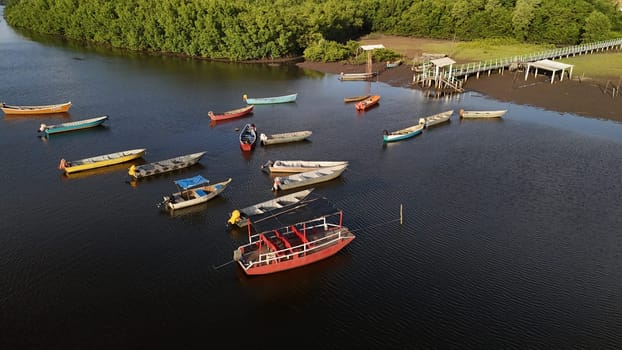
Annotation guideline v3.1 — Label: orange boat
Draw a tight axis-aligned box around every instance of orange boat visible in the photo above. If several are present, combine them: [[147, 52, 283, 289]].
[[208, 105, 254, 121], [1, 101, 71, 115], [233, 210, 355, 275], [354, 95, 380, 111]]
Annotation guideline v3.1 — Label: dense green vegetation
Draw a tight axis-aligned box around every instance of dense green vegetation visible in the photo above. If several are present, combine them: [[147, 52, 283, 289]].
[[4, 0, 622, 62]]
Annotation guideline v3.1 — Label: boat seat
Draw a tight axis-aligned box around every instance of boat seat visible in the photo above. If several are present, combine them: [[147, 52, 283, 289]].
[[196, 189, 207, 197]]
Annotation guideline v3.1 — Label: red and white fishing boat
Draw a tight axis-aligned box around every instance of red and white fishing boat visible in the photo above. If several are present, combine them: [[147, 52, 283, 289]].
[[233, 210, 355, 275]]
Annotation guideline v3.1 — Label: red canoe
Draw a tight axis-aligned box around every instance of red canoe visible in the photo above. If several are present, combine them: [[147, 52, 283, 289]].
[[208, 105, 254, 121]]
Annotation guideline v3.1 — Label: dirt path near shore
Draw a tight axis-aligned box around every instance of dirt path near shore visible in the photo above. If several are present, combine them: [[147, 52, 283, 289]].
[[297, 35, 622, 122]]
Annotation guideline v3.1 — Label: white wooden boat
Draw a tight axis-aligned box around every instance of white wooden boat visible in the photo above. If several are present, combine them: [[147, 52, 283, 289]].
[[38, 115, 108, 136], [459, 109, 507, 119], [259, 130, 312, 145], [59, 148, 145, 174], [128, 151, 206, 179], [423, 110, 453, 128], [338, 72, 377, 81], [272, 164, 347, 191], [227, 188, 315, 228], [261, 160, 349, 173], [158, 176, 232, 211]]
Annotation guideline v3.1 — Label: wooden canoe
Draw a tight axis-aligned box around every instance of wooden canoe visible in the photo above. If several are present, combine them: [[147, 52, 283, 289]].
[[383, 118, 426, 143], [239, 123, 257, 151], [338, 72, 377, 81], [242, 93, 297, 104], [386, 60, 402, 68], [159, 177, 232, 211], [208, 105, 254, 121], [38, 115, 108, 136], [355, 95, 381, 111], [227, 188, 315, 228], [343, 95, 371, 103], [259, 130, 312, 145], [261, 160, 349, 173], [459, 109, 507, 119], [423, 110, 453, 128], [128, 151, 206, 179], [272, 164, 348, 191], [59, 148, 146, 174], [2, 101, 71, 115]]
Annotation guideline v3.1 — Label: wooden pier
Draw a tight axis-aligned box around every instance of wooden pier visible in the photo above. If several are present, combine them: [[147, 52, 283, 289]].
[[413, 38, 622, 90]]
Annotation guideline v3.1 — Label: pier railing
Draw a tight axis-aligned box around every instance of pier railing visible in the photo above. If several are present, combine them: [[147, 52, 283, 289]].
[[450, 38, 622, 79]]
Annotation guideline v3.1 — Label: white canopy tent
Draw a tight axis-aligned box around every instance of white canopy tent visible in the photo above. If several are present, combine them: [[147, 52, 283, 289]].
[[525, 59, 574, 83]]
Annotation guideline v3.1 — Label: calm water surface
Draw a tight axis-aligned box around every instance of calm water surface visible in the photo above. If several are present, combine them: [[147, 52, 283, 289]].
[[1, 8, 622, 349]]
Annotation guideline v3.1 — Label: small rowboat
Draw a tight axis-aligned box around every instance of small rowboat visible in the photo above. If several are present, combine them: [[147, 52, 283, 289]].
[[338, 72, 377, 81], [158, 176, 232, 211], [355, 95, 381, 111], [384, 118, 426, 143], [459, 109, 507, 119], [59, 148, 146, 174], [386, 60, 402, 68], [242, 93, 297, 105], [272, 164, 348, 191], [128, 151, 206, 179], [423, 110, 453, 128], [227, 188, 315, 228], [208, 105, 254, 121], [259, 130, 312, 146], [239, 123, 257, 151], [38, 115, 108, 136], [343, 95, 371, 103], [261, 160, 349, 173], [2, 101, 71, 115]]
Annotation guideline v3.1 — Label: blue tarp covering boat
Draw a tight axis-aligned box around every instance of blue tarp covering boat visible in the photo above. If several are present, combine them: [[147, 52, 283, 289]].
[[174, 175, 209, 190]]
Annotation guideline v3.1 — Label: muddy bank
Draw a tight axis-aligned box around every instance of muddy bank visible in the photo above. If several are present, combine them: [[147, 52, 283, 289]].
[[297, 60, 622, 122]]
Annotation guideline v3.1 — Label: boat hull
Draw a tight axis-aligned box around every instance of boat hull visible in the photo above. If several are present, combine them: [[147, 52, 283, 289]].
[[2, 101, 71, 115], [343, 95, 371, 103], [41, 116, 108, 136], [61, 149, 146, 174], [424, 110, 453, 128], [240, 236, 354, 275], [208, 105, 254, 121], [262, 160, 349, 173], [273, 164, 347, 191], [228, 188, 315, 228], [338, 72, 377, 81], [384, 129, 423, 142], [239, 124, 257, 151], [164, 178, 232, 211], [129, 151, 206, 179], [243, 93, 297, 104], [260, 131, 312, 145], [459, 109, 507, 118], [355, 95, 380, 111], [233, 211, 355, 275]]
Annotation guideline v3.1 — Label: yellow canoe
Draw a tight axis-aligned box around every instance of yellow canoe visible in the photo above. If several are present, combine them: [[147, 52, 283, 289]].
[[1, 101, 71, 115], [59, 148, 146, 174]]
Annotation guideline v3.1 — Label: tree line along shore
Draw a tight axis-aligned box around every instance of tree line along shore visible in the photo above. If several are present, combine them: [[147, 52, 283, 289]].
[[4, 0, 622, 63]]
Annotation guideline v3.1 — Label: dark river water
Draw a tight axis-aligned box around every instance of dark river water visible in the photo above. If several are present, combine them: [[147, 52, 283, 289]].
[[2, 7, 622, 349]]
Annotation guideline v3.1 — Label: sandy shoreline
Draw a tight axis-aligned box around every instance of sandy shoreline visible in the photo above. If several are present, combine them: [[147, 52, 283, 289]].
[[296, 59, 622, 122]]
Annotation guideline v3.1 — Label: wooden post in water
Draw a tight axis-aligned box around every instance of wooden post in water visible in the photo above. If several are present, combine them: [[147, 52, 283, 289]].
[[400, 204, 403, 225]]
